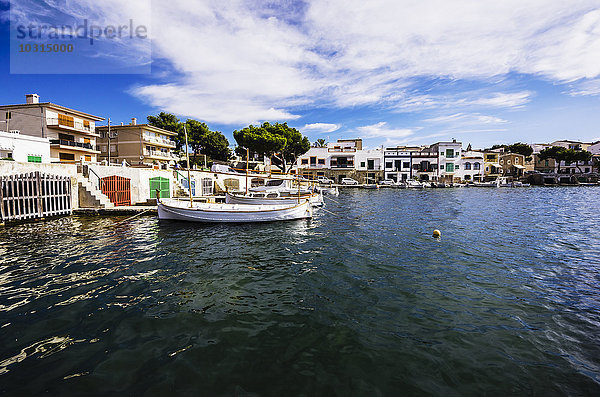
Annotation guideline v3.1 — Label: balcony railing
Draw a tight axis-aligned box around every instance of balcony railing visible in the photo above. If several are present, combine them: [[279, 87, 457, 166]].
[[50, 139, 96, 151], [143, 149, 180, 160], [143, 135, 177, 147], [47, 118, 93, 133]]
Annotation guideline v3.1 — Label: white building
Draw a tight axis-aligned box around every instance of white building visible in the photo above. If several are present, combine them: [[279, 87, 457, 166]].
[[297, 139, 383, 183], [431, 140, 463, 183], [0, 130, 51, 163], [459, 150, 484, 181]]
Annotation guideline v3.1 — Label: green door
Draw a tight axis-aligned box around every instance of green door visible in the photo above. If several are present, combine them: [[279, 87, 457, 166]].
[[149, 176, 170, 198]]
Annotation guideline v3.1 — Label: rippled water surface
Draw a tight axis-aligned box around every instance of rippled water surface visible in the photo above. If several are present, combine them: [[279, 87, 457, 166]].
[[1, 187, 600, 395]]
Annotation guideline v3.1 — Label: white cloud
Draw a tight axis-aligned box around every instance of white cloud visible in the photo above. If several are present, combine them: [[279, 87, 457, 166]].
[[10, 1, 600, 124], [356, 122, 415, 139], [567, 78, 600, 96], [425, 113, 508, 125], [301, 123, 340, 133]]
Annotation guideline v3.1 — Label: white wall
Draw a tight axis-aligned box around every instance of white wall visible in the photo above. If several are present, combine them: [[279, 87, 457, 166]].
[[0, 131, 50, 163]]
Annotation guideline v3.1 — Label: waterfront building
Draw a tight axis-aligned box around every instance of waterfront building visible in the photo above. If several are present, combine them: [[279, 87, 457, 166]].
[[411, 148, 439, 182], [483, 150, 503, 181], [499, 153, 526, 180], [0, 130, 50, 163], [531, 143, 555, 173], [0, 94, 104, 163], [431, 140, 462, 183], [297, 139, 383, 183], [96, 118, 180, 169], [383, 146, 420, 182], [459, 150, 484, 182]]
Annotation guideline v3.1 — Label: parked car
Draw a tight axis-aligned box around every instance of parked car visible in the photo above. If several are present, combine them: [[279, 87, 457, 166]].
[[317, 176, 334, 184], [378, 179, 395, 185], [341, 177, 359, 185]]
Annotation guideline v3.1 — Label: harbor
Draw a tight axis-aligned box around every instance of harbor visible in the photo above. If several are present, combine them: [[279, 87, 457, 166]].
[[1, 187, 599, 395]]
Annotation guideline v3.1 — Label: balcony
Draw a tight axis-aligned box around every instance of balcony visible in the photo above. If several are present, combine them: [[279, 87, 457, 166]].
[[143, 149, 180, 161], [143, 135, 177, 148], [47, 118, 98, 136], [330, 163, 354, 169], [328, 147, 356, 152], [50, 139, 100, 153]]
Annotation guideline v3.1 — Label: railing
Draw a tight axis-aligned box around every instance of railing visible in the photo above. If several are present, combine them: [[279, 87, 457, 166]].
[[143, 135, 177, 147], [50, 139, 96, 151], [47, 117, 93, 132], [143, 149, 179, 160], [85, 166, 105, 193]]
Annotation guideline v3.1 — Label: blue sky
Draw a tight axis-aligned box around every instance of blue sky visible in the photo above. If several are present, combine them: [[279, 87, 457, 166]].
[[1, 0, 600, 150]]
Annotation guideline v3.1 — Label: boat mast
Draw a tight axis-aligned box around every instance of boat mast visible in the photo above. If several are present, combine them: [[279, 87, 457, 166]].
[[246, 147, 249, 195], [184, 124, 193, 208]]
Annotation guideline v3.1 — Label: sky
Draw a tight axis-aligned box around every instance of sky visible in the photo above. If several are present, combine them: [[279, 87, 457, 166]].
[[1, 0, 600, 150]]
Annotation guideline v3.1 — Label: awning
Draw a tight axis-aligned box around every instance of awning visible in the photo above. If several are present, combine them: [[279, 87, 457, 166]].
[[486, 163, 501, 168], [513, 165, 525, 169]]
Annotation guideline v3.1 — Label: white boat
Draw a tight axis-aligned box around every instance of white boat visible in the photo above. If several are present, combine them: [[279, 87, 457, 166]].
[[157, 198, 312, 223], [406, 180, 424, 188], [315, 185, 339, 196], [472, 180, 500, 187], [225, 191, 323, 206]]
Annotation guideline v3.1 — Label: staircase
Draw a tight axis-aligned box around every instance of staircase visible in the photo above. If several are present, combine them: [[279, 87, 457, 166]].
[[76, 174, 115, 208], [173, 178, 191, 198]]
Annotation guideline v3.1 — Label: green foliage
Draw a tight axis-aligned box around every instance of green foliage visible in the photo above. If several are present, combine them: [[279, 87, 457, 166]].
[[147, 112, 231, 165], [233, 122, 310, 172], [538, 146, 566, 172], [538, 146, 593, 173], [506, 143, 533, 157], [314, 139, 327, 148]]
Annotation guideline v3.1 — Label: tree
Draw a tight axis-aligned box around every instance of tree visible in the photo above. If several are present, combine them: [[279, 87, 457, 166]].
[[538, 146, 566, 173], [233, 122, 310, 173], [147, 112, 183, 147], [562, 149, 592, 173], [314, 139, 327, 148], [506, 143, 533, 161], [199, 130, 232, 162]]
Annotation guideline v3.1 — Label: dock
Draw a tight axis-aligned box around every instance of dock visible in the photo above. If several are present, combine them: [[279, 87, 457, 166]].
[[73, 206, 157, 215]]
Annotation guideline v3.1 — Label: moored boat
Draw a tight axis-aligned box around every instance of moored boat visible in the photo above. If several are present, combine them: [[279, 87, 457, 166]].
[[157, 198, 312, 223], [225, 191, 323, 206]]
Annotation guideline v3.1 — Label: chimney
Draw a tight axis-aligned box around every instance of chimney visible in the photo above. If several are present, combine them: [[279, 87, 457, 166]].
[[131, 118, 137, 125], [26, 94, 40, 104]]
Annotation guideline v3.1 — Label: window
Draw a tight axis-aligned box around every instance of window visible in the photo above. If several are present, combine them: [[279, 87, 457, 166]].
[[301, 159, 308, 165], [318, 159, 325, 165], [515, 158, 519, 164], [545, 160, 549, 166], [84, 138, 90, 144], [500, 159, 504, 164], [394, 160, 402, 169], [464, 162, 471, 170], [507, 160, 511, 164], [440, 164, 444, 169], [585, 168, 590, 173], [440, 152, 444, 156], [485, 166, 489, 172], [455, 164, 459, 169], [386, 161, 393, 168], [360, 162, 365, 167], [317, 172, 324, 176], [403, 161, 410, 169], [83, 120, 90, 129], [110, 144, 117, 152], [58, 114, 74, 127], [59, 133, 75, 141], [100, 145, 107, 152], [446, 149, 454, 158], [27, 155, 42, 163], [367, 159, 375, 170], [310, 156, 317, 165], [473, 163, 480, 170], [59, 152, 75, 161], [84, 155, 91, 162]]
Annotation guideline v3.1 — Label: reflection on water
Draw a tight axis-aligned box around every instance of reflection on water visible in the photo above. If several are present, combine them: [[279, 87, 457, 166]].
[[0, 187, 599, 395]]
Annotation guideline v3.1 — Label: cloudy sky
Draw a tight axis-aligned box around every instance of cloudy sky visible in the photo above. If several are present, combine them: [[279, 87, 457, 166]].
[[1, 0, 600, 148]]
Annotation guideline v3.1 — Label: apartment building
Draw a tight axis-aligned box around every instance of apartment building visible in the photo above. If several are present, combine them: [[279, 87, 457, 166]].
[[0, 94, 104, 163], [383, 146, 421, 182], [483, 150, 503, 181], [459, 150, 484, 181], [432, 140, 463, 183], [96, 118, 180, 168], [297, 139, 383, 183], [500, 153, 526, 179]]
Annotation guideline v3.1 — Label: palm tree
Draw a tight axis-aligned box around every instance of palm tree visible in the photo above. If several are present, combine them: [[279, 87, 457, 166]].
[[314, 139, 327, 148]]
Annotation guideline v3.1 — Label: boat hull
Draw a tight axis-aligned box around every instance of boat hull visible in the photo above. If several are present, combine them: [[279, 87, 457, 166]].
[[158, 200, 312, 223]]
